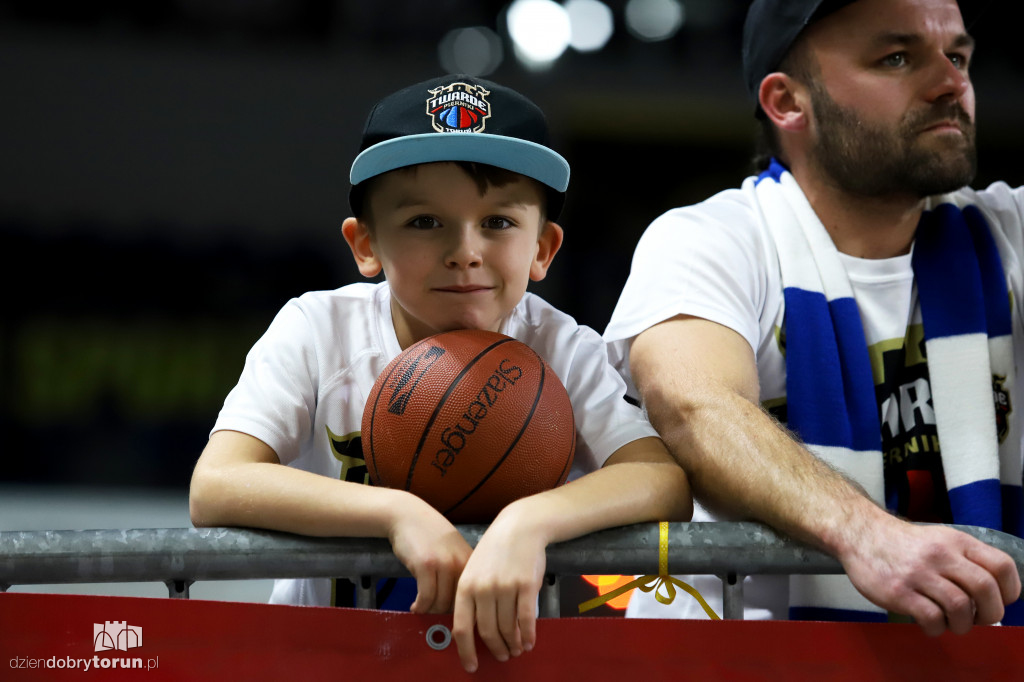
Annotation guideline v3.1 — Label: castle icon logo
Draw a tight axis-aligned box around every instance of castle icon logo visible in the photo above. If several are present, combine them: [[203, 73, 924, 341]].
[[93, 621, 142, 652]]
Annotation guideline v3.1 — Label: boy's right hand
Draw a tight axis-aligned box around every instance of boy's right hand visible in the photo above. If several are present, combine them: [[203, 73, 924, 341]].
[[387, 496, 473, 614]]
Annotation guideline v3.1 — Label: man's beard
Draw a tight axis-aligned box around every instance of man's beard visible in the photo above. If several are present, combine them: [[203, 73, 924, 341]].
[[808, 83, 977, 198]]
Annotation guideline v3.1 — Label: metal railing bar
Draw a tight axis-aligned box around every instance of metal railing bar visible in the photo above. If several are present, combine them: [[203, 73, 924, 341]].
[[2, 522, 1022, 591]]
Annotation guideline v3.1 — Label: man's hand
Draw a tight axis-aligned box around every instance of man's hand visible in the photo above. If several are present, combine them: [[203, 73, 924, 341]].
[[841, 517, 1021, 635]]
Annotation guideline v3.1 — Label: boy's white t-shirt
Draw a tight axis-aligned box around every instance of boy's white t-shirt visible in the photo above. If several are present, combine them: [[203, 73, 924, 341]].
[[213, 281, 659, 606], [604, 181, 1024, 621]]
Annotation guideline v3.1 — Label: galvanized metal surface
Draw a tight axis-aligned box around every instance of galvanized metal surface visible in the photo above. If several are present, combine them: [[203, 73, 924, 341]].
[[3, 522, 1022, 586]]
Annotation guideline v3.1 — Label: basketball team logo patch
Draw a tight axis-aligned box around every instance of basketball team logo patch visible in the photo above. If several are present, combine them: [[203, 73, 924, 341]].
[[426, 82, 491, 133]]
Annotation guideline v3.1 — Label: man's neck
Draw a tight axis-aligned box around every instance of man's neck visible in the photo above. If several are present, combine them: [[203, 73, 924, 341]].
[[791, 167, 925, 260]]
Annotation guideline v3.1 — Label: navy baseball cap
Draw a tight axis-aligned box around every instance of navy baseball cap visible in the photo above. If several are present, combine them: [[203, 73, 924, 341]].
[[349, 74, 569, 219], [742, 0, 985, 110]]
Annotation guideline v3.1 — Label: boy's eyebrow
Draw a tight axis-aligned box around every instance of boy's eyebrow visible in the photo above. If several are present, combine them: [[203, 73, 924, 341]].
[[492, 197, 533, 209], [389, 194, 433, 210]]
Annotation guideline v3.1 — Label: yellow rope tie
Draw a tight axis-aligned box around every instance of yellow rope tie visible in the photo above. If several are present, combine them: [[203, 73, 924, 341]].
[[577, 521, 721, 619]]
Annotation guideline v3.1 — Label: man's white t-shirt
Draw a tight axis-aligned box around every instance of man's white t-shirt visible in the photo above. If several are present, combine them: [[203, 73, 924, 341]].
[[604, 179, 1024, 621], [213, 281, 659, 607]]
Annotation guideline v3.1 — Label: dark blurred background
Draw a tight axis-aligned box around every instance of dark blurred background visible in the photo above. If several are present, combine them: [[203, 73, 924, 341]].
[[2, 0, 1022, 492]]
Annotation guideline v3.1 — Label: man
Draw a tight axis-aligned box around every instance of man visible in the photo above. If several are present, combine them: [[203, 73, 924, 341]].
[[604, 0, 1023, 634]]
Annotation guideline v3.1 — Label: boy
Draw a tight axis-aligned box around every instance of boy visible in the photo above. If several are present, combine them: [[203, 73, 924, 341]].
[[189, 75, 692, 673]]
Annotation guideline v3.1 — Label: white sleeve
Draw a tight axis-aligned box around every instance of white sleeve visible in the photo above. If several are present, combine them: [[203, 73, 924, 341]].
[[211, 300, 319, 465], [564, 326, 660, 476], [961, 182, 1024, 330], [603, 192, 770, 386], [512, 298, 660, 475], [973, 182, 1024, 268]]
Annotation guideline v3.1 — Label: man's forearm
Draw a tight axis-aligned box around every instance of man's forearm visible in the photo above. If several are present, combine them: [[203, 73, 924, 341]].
[[630, 337, 885, 559]]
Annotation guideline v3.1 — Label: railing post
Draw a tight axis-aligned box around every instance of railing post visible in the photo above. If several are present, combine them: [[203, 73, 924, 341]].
[[721, 572, 744, 620], [355, 576, 377, 609], [538, 573, 560, 618], [165, 579, 193, 599]]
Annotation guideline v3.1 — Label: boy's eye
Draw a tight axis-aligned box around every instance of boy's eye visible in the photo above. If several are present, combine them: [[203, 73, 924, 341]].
[[408, 216, 441, 230], [948, 53, 969, 70], [484, 216, 514, 230]]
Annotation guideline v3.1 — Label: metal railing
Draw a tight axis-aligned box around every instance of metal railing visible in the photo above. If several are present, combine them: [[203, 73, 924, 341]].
[[2, 522, 1023, 619]]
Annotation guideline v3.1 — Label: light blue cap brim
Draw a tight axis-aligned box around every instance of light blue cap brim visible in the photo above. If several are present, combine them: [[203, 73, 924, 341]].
[[349, 133, 570, 192]]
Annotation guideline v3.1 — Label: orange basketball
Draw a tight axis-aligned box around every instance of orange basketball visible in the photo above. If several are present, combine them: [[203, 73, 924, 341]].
[[362, 329, 576, 523]]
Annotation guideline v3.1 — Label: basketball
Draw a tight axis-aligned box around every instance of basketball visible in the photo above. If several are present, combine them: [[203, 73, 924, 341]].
[[362, 329, 576, 523]]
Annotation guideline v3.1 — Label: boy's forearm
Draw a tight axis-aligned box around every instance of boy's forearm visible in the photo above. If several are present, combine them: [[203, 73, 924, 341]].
[[189, 429, 439, 539], [190, 459, 409, 538], [493, 454, 691, 548]]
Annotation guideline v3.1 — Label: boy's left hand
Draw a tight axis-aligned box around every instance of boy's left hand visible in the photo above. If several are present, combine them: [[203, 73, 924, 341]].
[[451, 506, 547, 673]]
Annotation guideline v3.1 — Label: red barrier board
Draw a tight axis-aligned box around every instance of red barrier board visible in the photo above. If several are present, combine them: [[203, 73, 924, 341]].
[[2, 592, 1021, 680]]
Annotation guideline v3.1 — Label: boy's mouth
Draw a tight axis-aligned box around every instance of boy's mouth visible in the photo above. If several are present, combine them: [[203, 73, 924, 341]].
[[434, 284, 493, 293]]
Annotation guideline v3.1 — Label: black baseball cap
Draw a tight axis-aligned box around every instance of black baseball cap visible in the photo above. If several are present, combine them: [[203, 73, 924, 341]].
[[742, 0, 986, 110], [349, 74, 570, 219], [742, 0, 856, 105]]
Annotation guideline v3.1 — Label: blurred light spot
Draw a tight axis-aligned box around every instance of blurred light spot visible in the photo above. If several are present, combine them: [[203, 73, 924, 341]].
[[438, 26, 504, 76], [624, 0, 685, 42], [680, 0, 730, 29], [506, 0, 571, 69], [565, 0, 614, 53]]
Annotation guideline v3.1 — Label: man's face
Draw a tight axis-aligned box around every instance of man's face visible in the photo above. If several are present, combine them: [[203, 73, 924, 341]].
[[802, 0, 977, 198]]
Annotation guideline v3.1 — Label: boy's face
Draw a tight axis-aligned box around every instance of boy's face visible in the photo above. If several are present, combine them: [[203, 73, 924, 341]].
[[342, 162, 563, 349]]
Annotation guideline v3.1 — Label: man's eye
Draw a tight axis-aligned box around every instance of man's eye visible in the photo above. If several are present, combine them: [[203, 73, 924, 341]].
[[882, 53, 906, 67]]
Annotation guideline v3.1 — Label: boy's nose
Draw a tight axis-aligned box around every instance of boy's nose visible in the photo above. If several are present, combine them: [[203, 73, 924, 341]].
[[445, 227, 483, 268]]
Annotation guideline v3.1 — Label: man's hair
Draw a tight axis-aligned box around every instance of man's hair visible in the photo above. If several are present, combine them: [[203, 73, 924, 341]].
[[751, 37, 819, 173], [352, 161, 552, 226]]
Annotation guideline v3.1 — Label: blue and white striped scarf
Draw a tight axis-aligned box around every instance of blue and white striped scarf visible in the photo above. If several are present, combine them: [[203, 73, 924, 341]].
[[756, 159, 1024, 624]]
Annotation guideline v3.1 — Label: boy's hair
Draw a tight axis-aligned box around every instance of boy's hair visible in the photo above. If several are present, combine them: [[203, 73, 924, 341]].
[[348, 74, 569, 220], [351, 160, 554, 223]]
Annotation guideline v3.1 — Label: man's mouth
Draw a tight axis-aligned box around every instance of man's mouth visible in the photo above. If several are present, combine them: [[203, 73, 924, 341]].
[[922, 119, 964, 134]]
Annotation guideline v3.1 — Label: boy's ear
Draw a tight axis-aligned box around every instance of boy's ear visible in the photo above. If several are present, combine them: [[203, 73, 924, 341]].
[[530, 221, 563, 282], [341, 217, 383, 278]]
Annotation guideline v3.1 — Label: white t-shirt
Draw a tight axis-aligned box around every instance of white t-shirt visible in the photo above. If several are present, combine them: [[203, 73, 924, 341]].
[[604, 179, 1024, 621], [213, 281, 659, 607]]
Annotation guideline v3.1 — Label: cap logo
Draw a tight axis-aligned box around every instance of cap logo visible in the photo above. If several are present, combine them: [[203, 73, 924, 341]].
[[426, 82, 491, 133]]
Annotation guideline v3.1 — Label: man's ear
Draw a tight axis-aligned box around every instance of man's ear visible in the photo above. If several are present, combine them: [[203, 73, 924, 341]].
[[341, 217, 382, 278], [530, 221, 564, 282], [759, 72, 811, 133]]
